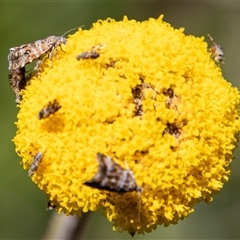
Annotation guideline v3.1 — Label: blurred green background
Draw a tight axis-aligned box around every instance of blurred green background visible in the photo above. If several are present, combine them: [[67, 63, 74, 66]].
[[1, 1, 240, 239]]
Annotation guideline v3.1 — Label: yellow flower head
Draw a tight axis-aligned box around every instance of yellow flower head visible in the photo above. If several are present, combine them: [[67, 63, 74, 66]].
[[13, 15, 240, 235]]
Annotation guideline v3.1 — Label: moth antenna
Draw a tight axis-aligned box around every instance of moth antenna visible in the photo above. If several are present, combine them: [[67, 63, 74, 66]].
[[207, 33, 213, 41], [62, 25, 85, 38]]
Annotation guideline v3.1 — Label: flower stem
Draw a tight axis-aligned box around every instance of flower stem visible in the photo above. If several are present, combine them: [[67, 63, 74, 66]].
[[43, 212, 90, 240]]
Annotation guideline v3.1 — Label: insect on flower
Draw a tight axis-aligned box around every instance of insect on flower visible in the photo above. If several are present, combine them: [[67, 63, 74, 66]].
[[8, 36, 66, 71], [38, 99, 61, 119], [76, 43, 106, 60], [28, 152, 43, 177], [84, 153, 142, 193], [7, 27, 80, 104], [8, 27, 79, 71], [207, 34, 225, 64], [46, 201, 56, 211]]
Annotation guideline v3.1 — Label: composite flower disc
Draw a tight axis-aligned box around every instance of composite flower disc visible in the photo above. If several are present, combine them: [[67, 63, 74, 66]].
[[13, 15, 240, 235]]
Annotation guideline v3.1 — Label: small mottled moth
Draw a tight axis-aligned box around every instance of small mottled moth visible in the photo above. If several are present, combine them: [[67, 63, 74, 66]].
[[76, 43, 106, 60], [8, 27, 80, 71], [28, 152, 43, 177], [84, 153, 142, 193], [38, 99, 61, 119], [46, 201, 56, 211], [207, 34, 224, 64], [8, 27, 78, 103]]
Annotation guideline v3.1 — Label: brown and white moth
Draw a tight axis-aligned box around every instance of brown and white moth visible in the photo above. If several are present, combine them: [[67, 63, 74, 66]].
[[38, 99, 61, 119], [207, 34, 224, 64], [84, 153, 142, 193], [8, 26, 80, 71], [8, 35, 68, 71], [7, 36, 66, 103], [8, 27, 78, 103], [76, 43, 106, 60], [46, 201, 57, 211], [28, 152, 44, 177]]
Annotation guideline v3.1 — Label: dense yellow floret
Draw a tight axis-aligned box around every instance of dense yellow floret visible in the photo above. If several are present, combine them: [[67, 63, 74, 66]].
[[13, 15, 240, 235]]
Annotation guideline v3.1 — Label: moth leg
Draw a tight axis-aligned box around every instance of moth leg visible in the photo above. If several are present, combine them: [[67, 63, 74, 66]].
[[34, 59, 43, 78], [49, 47, 55, 61], [59, 44, 65, 54], [48, 46, 57, 66]]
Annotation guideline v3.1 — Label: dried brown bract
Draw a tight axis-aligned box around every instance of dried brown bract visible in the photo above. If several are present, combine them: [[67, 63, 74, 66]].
[[8, 67, 26, 103]]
